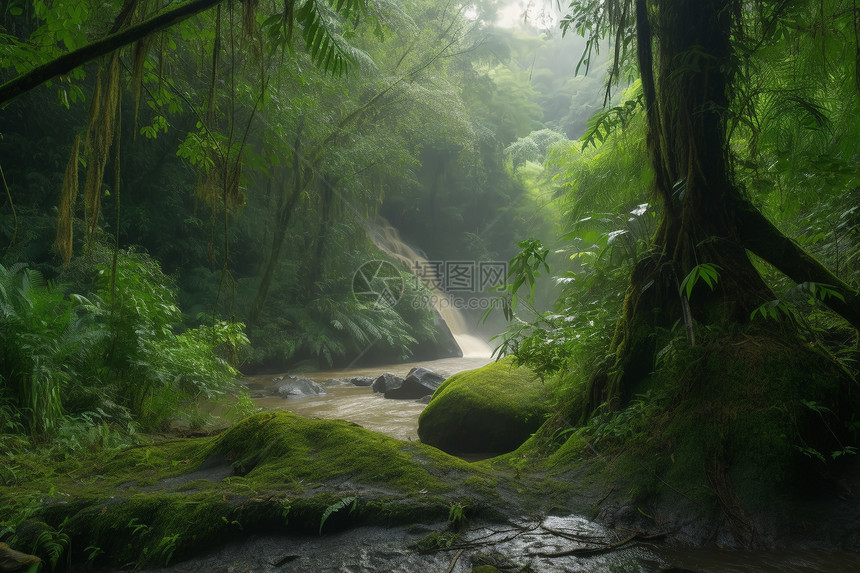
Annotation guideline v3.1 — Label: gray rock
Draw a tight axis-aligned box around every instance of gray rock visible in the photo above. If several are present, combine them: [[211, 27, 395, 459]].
[[384, 367, 446, 400], [348, 376, 375, 387], [372, 373, 403, 393], [278, 377, 325, 399], [323, 378, 346, 386]]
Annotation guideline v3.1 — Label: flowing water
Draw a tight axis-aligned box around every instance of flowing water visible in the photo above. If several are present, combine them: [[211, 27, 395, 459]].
[[147, 509, 860, 572], [246, 356, 492, 441], [249, 217, 497, 438], [366, 219, 495, 358], [245, 357, 860, 573]]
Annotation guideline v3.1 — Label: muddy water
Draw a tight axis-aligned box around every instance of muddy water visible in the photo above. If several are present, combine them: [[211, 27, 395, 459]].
[[246, 356, 492, 441]]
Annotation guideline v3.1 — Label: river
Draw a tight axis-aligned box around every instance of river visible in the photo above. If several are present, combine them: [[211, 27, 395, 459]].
[[245, 356, 492, 441]]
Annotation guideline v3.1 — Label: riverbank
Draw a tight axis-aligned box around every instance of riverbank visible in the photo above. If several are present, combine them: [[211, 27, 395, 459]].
[[4, 355, 860, 572]]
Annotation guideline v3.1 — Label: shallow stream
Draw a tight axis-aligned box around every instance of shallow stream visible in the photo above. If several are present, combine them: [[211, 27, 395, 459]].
[[245, 356, 492, 441]]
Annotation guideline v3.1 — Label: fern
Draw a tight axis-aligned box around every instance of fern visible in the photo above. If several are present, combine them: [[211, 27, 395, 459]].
[[318, 496, 357, 534], [296, 0, 375, 76]]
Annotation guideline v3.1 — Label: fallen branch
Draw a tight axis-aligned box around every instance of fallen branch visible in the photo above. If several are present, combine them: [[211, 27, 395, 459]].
[[531, 532, 639, 558], [0, 0, 222, 107], [444, 548, 464, 573], [539, 525, 607, 544]]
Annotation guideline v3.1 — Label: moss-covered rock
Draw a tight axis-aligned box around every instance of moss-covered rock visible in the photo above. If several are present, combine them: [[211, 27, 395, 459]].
[[418, 358, 551, 454], [0, 411, 519, 570]]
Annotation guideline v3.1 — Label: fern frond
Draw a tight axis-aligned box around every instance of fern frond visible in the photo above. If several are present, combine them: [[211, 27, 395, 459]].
[[296, 0, 374, 75]]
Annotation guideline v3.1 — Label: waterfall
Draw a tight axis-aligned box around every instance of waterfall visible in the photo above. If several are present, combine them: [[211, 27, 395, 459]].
[[367, 220, 493, 358]]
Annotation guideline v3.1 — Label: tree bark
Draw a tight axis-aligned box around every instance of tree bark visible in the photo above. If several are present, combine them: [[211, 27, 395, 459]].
[[0, 0, 222, 107], [585, 0, 859, 417]]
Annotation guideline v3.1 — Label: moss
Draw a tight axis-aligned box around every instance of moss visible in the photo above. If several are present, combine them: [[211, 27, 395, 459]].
[[651, 335, 853, 508], [577, 331, 860, 538], [415, 530, 461, 552], [210, 411, 477, 493], [418, 357, 551, 454], [0, 411, 514, 569]]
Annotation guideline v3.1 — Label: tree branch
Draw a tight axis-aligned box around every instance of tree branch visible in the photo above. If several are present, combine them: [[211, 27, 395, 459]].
[[0, 0, 223, 107], [738, 200, 860, 330]]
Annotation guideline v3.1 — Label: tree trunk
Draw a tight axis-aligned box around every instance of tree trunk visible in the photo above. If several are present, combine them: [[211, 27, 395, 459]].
[[737, 200, 860, 329], [248, 168, 307, 325], [305, 182, 334, 297], [584, 0, 852, 414]]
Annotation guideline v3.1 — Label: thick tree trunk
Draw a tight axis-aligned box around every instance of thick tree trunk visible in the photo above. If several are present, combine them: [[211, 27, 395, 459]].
[[584, 0, 773, 414], [0, 0, 222, 107], [586, 0, 859, 416]]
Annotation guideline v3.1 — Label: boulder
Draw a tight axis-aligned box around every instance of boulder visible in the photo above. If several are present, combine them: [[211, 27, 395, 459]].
[[348, 376, 375, 387], [384, 367, 446, 400], [372, 373, 403, 393], [417, 357, 550, 454], [278, 378, 326, 399]]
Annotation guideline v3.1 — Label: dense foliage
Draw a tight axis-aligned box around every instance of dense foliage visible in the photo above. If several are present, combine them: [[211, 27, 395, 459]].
[[0, 1, 606, 440]]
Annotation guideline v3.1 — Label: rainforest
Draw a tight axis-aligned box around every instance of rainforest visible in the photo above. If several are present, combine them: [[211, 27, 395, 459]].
[[0, 0, 859, 571]]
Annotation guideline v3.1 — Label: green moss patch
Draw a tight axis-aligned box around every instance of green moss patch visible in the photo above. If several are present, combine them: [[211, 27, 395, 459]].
[[0, 411, 514, 569], [418, 357, 551, 454]]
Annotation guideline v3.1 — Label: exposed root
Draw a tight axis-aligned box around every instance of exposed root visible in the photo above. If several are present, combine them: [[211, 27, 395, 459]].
[[444, 548, 464, 573], [706, 457, 764, 549]]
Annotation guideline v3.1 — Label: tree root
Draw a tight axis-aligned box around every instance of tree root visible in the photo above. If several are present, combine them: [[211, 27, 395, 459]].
[[706, 457, 764, 549], [531, 532, 640, 558], [444, 548, 464, 573]]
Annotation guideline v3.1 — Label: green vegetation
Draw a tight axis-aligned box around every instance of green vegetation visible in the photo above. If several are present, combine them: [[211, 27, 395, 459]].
[[480, 0, 860, 550], [0, 247, 248, 438], [1, 0, 859, 567]]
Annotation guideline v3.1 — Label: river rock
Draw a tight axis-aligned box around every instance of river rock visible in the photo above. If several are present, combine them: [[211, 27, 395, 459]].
[[278, 378, 325, 399], [418, 357, 550, 454], [384, 367, 446, 399], [348, 376, 375, 387], [372, 373, 403, 393], [323, 378, 346, 386]]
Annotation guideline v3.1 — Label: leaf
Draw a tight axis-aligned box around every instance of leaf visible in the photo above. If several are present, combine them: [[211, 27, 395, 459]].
[[319, 496, 357, 535], [679, 263, 722, 300]]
